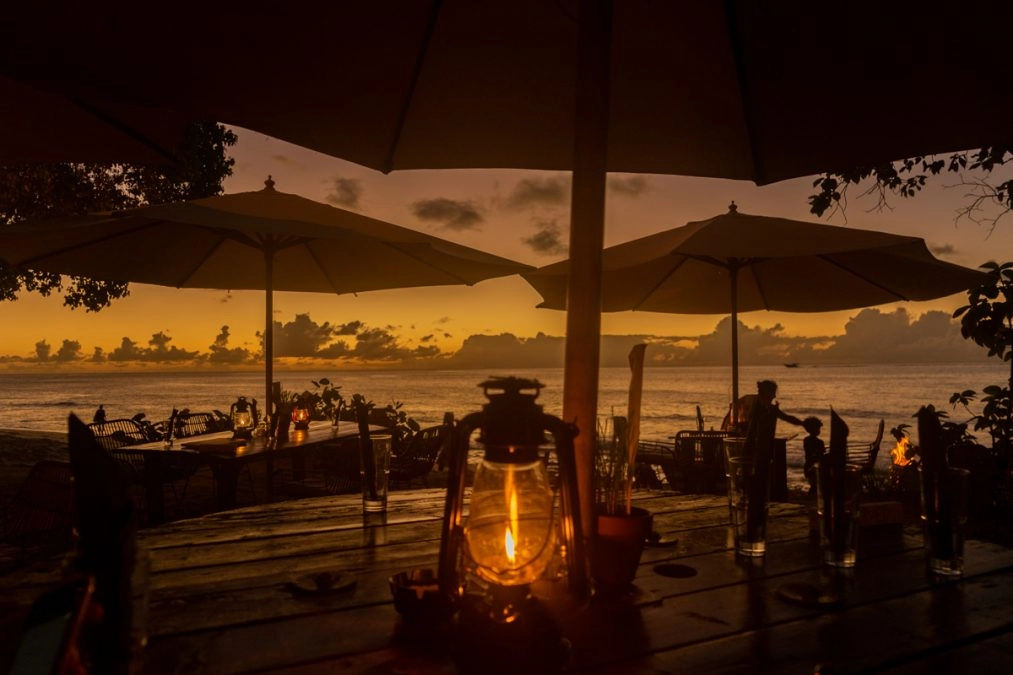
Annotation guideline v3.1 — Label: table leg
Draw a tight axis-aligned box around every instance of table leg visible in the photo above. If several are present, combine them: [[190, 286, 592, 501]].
[[143, 454, 167, 526]]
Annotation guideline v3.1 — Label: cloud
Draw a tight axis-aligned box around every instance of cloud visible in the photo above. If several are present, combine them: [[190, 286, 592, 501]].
[[53, 340, 82, 362], [504, 176, 569, 210], [34, 340, 51, 362], [208, 325, 253, 365], [411, 198, 484, 231], [325, 177, 363, 209], [608, 175, 650, 198], [523, 219, 568, 255], [273, 314, 338, 357], [335, 320, 362, 336], [930, 243, 957, 256]]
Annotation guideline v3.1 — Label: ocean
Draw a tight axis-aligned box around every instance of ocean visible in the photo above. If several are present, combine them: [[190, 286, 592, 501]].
[[1, 363, 1006, 488]]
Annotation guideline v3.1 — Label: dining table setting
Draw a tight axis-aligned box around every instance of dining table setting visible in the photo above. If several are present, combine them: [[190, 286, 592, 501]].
[[120, 487, 1013, 674]]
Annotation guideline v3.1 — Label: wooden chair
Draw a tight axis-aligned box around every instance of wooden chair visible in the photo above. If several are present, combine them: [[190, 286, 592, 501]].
[[0, 460, 75, 566], [673, 430, 734, 494], [389, 422, 452, 489], [847, 419, 885, 491]]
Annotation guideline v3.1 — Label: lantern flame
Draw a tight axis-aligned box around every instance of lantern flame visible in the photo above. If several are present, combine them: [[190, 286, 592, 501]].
[[506, 489, 519, 565]]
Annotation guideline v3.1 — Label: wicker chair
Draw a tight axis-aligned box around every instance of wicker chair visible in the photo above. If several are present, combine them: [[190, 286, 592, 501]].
[[389, 423, 451, 489], [673, 430, 734, 494], [847, 419, 885, 492], [172, 411, 230, 439], [88, 418, 150, 450], [87, 418, 200, 524], [1, 460, 75, 565]]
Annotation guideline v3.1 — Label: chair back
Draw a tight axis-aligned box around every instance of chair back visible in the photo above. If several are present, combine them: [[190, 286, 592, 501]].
[[389, 421, 452, 487], [88, 418, 149, 450], [2, 460, 74, 556], [172, 411, 226, 438]]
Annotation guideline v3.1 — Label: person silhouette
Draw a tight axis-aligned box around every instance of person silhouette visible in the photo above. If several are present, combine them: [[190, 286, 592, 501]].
[[802, 416, 825, 496], [93, 404, 106, 424]]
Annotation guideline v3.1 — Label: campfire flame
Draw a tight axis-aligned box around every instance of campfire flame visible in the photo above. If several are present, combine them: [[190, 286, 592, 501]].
[[890, 437, 914, 467]]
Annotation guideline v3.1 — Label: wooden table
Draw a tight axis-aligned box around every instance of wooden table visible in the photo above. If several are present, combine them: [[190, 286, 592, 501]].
[[126, 490, 1013, 673], [128, 421, 382, 520]]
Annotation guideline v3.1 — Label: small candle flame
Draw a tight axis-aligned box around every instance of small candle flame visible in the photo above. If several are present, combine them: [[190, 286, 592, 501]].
[[506, 489, 519, 565]]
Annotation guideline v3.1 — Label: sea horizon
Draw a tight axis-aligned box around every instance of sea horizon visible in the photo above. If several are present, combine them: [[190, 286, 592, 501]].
[[1, 361, 1007, 490]]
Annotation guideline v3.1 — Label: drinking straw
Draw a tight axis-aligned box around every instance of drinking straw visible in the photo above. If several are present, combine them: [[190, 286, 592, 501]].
[[828, 409, 849, 556]]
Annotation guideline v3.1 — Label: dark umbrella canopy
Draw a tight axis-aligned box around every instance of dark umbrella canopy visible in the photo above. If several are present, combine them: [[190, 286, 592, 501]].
[[7, 0, 1012, 533], [523, 205, 987, 404], [0, 179, 533, 410], [6, 2, 1012, 181], [0, 74, 188, 165]]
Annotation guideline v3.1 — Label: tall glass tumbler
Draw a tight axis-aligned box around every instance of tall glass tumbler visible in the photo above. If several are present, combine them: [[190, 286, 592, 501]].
[[362, 433, 392, 513], [816, 463, 862, 568], [727, 457, 769, 557], [921, 465, 969, 577]]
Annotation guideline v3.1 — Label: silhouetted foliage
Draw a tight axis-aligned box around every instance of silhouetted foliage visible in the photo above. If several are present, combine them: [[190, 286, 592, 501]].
[[0, 121, 236, 311], [808, 145, 1012, 231]]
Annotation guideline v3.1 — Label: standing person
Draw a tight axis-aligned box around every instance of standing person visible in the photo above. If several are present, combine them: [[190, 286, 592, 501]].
[[93, 404, 106, 424], [802, 416, 825, 496]]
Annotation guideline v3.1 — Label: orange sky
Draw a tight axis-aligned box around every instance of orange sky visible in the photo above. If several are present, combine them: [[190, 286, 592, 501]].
[[1, 127, 1010, 369]]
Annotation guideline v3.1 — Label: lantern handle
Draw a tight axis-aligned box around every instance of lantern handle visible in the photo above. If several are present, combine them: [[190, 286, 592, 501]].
[[543, 413, 590, 605], [438, 410, 481, 601]]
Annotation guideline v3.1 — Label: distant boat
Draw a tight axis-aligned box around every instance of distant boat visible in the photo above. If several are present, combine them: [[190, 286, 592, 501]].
[[784, 362, 799, 368]]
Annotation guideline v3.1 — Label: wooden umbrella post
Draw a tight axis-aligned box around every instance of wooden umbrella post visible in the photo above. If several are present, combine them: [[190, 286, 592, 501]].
[[564, 0, 612, 537]]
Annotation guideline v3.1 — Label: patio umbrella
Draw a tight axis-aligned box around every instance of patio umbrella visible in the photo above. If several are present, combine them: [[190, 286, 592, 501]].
[[522, 204, 987, 407], [0, 74, 188, 165], [7, 0, 1013, 529], [0, 177, 532, 410]]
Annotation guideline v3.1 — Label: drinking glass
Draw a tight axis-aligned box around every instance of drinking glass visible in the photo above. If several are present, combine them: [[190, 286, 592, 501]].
[[921, 465, 969, 577], [815, 463, 862, 568], [727, 457, 768, 557], [362, 433, 392, 513]]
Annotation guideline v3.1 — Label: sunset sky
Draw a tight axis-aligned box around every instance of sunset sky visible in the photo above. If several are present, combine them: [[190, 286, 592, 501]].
[[1, 127, 1010, 371]]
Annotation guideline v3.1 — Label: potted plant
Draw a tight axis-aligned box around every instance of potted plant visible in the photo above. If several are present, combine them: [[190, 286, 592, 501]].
[[591, 344, 653, 589]]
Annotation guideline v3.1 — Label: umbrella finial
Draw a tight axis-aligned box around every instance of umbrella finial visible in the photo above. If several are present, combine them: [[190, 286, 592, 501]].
[[264, 175, 276, 191], [728, 201, 738, 213]]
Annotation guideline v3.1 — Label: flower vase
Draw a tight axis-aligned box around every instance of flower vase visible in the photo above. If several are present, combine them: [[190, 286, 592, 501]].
[[591, 506, 653, 589]]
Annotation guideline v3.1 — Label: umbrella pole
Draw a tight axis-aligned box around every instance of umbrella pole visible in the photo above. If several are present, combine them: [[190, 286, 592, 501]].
[[265, 249, 274, 420], [730, 263, 740, 415], [563, 0, 611, 538]]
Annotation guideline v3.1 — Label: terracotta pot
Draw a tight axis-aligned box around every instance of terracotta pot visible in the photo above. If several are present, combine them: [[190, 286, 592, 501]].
[[591, 506, 653, 588]]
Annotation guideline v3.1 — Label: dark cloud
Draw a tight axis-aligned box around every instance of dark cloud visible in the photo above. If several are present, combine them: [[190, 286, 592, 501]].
[[108, 337, 145, 362], [208, 325, 253, 365], [90, 347, 105, 362], [448, 332, 564, 369], [325, 177, 363, 209], [930, 243, 956, 256], [335, 321, 362, 336], [504, 176, 569, 210], [411, 198, 484, 231], [274, 314, 338, 357], [53, 340, 82, 362], [33, 340, 51, 362], [608, 175, 650, 198], [523, 219, 567, 255], [822, 308, 980, 363]]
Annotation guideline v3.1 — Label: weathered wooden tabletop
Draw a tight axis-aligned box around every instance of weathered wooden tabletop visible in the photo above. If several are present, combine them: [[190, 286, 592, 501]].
[[120, 489, 1013, 674]]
